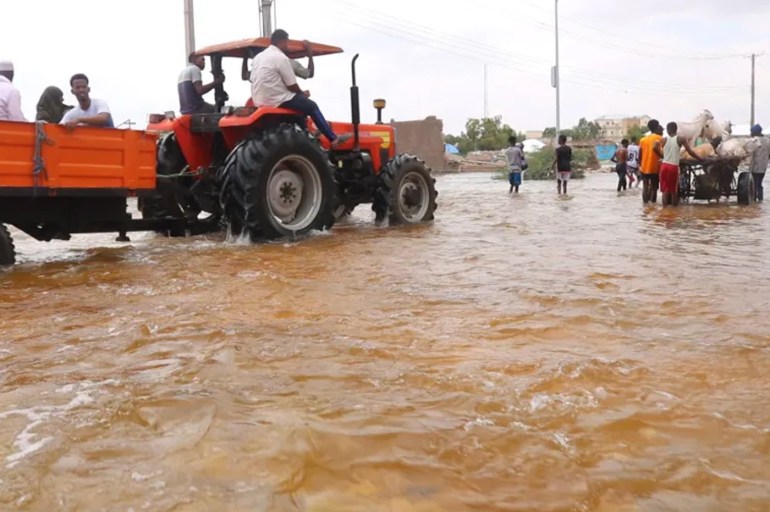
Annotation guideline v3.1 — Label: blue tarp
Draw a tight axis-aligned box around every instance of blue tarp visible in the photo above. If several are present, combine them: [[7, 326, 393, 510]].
[[595, 143, 618, 162], [445, 143, 460, 154]]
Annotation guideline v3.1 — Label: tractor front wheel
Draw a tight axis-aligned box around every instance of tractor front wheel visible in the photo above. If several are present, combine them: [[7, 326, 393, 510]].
[[373, 155, 438, 224], [220, 124, 337, 240], [0, 224, 16, 267]]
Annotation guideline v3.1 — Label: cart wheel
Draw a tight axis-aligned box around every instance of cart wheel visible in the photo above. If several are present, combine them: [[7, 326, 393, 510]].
[[737, 171, 755, 205]]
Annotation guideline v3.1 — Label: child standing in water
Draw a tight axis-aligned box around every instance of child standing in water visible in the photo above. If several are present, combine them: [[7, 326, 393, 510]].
[[505, 136, 525, 194]]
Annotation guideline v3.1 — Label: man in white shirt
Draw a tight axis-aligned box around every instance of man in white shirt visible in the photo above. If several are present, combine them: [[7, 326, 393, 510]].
[[241, 41, 314, 82], [251, 29, 349, 146], [60, 73, 114, 129], [627, 136, 641, 188], [0, 60, 27, 122]]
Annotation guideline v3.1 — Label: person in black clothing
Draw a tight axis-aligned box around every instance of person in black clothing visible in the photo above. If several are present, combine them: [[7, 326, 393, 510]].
[[552, 134, 573, 195]]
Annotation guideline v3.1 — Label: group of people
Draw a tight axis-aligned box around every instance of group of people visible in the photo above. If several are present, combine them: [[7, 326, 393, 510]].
[[614, 118, 769, 205], [0, 60, 114, 128], [625, 118, 702, 206], [177, 28, 350, 146], [504, 117, 770, 206]]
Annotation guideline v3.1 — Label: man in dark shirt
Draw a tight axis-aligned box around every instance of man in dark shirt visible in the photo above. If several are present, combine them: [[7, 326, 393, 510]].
[[177, 53, 223, 115], [552, 134, 573, 195]]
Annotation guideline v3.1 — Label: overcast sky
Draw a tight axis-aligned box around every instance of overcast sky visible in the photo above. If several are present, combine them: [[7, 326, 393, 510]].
[[3, 0, 769, 135]]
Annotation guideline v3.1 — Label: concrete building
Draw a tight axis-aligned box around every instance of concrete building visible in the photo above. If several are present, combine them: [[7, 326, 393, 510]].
[[389, 116, 445, 172], [525, 130, 544, 141], [595, 114, 652, 140]]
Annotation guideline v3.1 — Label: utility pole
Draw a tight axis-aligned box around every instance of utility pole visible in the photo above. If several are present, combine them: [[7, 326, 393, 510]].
[[554, 0, 561, 135], [751, 53, 756, 126], [260, 0, 274, 37], [183, 0, 195, 62], [484, 64, 488, 119]]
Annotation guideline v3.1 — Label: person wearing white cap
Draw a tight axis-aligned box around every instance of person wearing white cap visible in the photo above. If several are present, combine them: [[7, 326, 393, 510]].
[[0, 60, 27, 122]]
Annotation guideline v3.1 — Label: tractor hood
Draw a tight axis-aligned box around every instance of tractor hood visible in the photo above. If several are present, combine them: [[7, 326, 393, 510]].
[[194, 37, 343, 60]]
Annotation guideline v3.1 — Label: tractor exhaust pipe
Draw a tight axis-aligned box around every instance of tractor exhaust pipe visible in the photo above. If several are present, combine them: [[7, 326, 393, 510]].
[[350, 54, 360, 150]]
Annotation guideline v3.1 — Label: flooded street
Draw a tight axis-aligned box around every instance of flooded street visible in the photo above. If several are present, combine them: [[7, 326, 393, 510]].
[[2, 172, 770, 511]]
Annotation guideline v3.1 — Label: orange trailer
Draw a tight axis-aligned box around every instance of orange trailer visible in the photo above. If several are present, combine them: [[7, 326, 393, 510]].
[[0, 120, 208, 253], [0, 120, 156, 192]]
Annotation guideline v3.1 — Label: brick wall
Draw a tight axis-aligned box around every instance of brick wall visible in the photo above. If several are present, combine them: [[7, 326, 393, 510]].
[[389, 116, 445, 172]]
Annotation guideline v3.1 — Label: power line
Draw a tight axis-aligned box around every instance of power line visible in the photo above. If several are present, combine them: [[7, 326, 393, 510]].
[[322, 1, 748, 97], [324, 0, 748, 91], [328, 14, 745, 97], [502, 0, 751, 61]]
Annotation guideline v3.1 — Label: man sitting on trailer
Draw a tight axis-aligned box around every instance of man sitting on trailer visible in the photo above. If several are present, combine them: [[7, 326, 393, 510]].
[[60, 73, 114, 128], [250, 29, 350, 146], [0, 60, 27, 122]]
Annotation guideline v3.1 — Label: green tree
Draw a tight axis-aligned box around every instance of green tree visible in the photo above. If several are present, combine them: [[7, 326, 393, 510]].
[[543, 127, 556, 138], [444, 134, 460, 145], [625, 125, 646, 142], [571, 117, 601, 141], [445, 116, 525, 154]]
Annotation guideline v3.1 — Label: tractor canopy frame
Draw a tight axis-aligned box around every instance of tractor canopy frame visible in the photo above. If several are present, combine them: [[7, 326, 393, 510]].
[[194, 37, 344, 112]]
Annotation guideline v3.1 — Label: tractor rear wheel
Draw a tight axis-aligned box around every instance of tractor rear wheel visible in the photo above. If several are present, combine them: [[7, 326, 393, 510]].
[[0, 224, 15, 267], [737, 171, 756, 205], [220, 124, 337, 240], [139, 134, 195, 232], [373, 155, 438, 224]]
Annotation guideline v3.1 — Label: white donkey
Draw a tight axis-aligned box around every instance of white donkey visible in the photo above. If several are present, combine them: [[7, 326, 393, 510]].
[[674, 109, 715, 146], [703, 118, 732, 143]]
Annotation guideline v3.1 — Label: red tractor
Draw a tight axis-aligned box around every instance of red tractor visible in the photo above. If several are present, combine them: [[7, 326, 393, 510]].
[[141, 37, 438, 240]]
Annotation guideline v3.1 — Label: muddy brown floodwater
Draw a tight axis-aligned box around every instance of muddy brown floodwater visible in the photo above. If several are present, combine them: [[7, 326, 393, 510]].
[[1, 172, 770, 511]]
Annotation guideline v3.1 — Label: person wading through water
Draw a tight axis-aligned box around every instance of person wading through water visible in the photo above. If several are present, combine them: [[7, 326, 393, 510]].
[[505, 135, 526, 194], [612, 139, 630, 192], [627, 136, 641, 188], [639, 120, 663, 204], [658, 121, 702, 207], [552, 134, 573, 195]]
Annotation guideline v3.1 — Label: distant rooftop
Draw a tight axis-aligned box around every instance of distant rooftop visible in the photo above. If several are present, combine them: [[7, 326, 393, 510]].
[[595, 114, 650, 120]]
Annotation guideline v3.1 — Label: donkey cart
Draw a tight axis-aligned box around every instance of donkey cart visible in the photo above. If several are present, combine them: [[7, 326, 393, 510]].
[[678, 156, 755, 205]]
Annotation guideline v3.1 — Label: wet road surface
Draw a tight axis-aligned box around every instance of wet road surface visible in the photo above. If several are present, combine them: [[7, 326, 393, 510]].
[[1, 172, 770, 511]]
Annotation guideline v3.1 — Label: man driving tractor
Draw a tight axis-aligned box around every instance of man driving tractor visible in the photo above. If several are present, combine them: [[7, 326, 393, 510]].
[[249, 29, 350, 147]]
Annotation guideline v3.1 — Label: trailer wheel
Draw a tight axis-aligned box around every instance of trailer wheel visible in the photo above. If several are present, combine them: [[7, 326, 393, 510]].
[[139, 133, 191, 225], [373, 155, 438, 224], [219, 124, 337, 240], [0, 224, 15, 267], [737, 171, 756, 205]]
